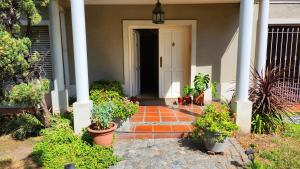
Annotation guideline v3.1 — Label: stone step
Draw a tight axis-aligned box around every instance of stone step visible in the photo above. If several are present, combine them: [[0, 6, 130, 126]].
[[115, 131, 191, 140]]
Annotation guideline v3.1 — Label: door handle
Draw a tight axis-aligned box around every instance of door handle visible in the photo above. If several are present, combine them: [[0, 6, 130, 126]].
[[160, 57, 162, 68]]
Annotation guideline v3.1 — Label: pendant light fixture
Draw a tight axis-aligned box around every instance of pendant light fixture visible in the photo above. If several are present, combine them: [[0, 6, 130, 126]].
[[152, 0, 165, 24]]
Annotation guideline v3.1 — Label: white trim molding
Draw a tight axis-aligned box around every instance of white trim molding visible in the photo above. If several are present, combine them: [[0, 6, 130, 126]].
[[122, 20, 197, 97], [269, 18, 300, 24]]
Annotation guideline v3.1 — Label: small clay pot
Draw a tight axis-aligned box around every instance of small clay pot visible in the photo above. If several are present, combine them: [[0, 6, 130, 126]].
[[87, 122, 117, 147], [193, 92, 205, 106], [178, 97, 184, 105]]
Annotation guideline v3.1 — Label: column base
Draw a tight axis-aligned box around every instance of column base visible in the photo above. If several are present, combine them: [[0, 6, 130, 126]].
[[231, 100, 253, 135], [51, 90, 69, 114], [73, 101, 92, 134]]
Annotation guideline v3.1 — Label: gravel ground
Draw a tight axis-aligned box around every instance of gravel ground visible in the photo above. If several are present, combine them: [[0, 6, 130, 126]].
[[110, 138, 249, 169]]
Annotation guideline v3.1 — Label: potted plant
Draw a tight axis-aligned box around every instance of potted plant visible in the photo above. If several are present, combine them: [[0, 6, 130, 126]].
[[193, 73, 210, 106], [177, 96, 184, 105], [192, 103, 238, 153], [130, 96, 138, 103], [87, 101, 117, 147], [183, 86, 193, 105]]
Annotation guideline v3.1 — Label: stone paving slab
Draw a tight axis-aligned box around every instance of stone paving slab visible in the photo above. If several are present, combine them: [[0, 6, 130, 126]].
[[110, 138, 250, 169]]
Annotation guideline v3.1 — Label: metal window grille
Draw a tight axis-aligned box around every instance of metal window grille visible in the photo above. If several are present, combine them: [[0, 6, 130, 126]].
[[267, 25, 300, 102], [30, 26, 53, 80]]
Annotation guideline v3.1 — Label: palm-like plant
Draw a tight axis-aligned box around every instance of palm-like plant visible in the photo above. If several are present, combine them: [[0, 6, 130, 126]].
[[194, 73, 210, 93], [249, 66, 296, 133]]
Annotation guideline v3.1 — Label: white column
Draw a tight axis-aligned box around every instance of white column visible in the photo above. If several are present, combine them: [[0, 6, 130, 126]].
[[233, 0, 254, 134], [70, 0, 92, 134], [60, 10, 71, 88], [49, 0, 68, 114], [256, 0, 270, 74], [236, 0, 254, 101]]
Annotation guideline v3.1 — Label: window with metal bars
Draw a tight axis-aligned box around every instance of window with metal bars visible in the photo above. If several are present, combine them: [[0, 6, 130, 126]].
[[267, 25, 300, 102]]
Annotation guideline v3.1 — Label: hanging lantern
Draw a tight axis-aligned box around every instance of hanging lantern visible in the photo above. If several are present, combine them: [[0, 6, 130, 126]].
[[152, 0, 165, 24]]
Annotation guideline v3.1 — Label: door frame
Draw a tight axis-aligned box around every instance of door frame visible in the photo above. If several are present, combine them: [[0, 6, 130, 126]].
[[123, 20, 197, 97]]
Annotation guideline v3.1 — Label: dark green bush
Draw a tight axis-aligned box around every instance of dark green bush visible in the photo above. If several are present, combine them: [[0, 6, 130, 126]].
[[1, 113, 44, 139], [90, 80, 138, 121], [32, 116, 119, 169]]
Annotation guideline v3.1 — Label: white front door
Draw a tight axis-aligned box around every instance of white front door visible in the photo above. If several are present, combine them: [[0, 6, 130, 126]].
[[132, 30, 141, 96], [159, 27, 190, 98]]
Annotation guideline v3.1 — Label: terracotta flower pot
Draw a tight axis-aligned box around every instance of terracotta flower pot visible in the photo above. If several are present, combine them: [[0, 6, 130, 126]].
[[178, 97, 184, 105], [87, 122, 117, 147], [184, 96, 192, 105], [193, 92, 205, 106]]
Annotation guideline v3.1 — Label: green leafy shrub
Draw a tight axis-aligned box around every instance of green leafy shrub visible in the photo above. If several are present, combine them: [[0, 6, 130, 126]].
[[1, 113, 44, 139], [8, 79, 50, 106], [32, 116, 119, 169], [91, 80, 124, 96], [211, 82, 218, 99], [91, 102, 116, 130], [192, 103, 238, 142], [183, 85, 194, 97], [7, 79, 52, 127], [90, 81, 138, 121]]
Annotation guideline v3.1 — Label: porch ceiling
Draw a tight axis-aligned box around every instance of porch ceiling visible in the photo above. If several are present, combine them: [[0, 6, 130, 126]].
[[84, 0, 240, 4], [60, 0, 240, 7]]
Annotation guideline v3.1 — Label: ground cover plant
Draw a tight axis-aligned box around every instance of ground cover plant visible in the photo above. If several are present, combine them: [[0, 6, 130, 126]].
[[237, 123, 300, 169], [90, 80, 138, 121], [32, 115, 120, 169]]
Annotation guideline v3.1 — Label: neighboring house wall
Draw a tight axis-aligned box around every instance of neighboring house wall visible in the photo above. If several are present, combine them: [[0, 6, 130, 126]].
[[62, 3, 300, 98]]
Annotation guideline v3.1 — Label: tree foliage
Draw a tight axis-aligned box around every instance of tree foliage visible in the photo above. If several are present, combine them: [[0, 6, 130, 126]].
[[0, 0, 49, 35], [0, 0, 49, 99], [0, 0, 50, 126], [0, 30, 40, 98]]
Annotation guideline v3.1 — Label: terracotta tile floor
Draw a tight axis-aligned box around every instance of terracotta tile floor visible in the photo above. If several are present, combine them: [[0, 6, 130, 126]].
[[116, 105, 203, 139]]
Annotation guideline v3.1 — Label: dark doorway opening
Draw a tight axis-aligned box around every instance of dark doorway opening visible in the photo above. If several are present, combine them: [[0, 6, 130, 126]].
[[138, 29, 159, 98]]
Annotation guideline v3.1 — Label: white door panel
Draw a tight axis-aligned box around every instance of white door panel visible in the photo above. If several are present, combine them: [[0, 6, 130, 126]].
[[163, 71, 172, 97], [132, 30, 140, 96], [159, 27, 189, 98]]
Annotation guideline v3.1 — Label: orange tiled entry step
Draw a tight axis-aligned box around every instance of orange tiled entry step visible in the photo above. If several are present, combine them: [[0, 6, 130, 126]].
[[116, 105, 203, 140]]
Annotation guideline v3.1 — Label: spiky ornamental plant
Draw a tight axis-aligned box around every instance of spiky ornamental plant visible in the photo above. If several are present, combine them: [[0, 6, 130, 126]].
[[249, 66, 297, 134]]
